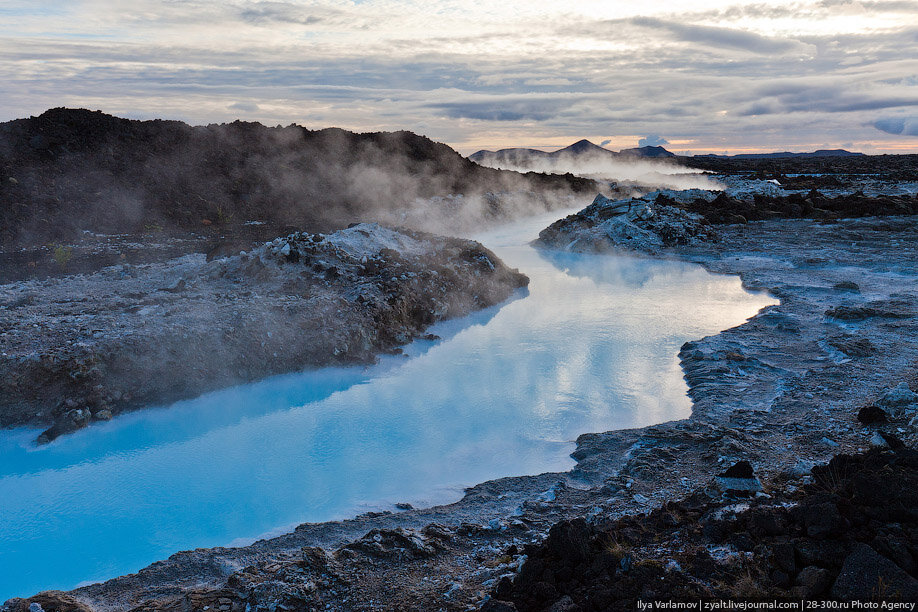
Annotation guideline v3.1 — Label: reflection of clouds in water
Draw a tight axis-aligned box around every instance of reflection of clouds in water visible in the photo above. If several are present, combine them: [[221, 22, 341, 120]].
[[536, 247, 659, 289], [0, 221, 775, 600]]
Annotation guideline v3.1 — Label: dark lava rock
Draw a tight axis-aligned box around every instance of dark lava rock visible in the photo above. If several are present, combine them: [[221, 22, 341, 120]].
[[825, 305, 882, 321], [833, 281, 861, 293], [826, 301, 914, 321], [658, 189, 918, 227], [830, 543, 918, 600], [344, 527, 442, 560], [796, 566, 833, 598], [879, 432, 906, 450], [490, 447, 918, 608], [771, 541, 796, 574], [797, 501, 846, 539], [716, 460, 762, 493], [828, 335, 876, 358], [720, 460, 755, 478], [858, 405, 889, 424], [795, 539, 847, 569], [543, 518, 593, 566]]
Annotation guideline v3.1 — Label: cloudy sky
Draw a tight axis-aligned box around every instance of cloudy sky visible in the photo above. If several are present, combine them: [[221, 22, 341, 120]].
[[1, 0, 917, 154]]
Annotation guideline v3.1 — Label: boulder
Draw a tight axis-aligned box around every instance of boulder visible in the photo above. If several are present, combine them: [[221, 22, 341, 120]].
[[858, 405, 888, 424], [716, 461, 762, 493], [877, 383, 918, 416], [795, 566, 832, 598], [831, 543, 918, 600]]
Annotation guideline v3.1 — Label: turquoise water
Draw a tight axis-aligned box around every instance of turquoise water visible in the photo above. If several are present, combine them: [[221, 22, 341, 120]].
[[0, 211, 775, 599]]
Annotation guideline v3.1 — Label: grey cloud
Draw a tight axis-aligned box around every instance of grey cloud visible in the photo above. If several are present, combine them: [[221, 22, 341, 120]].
[[818, 0, 918, 10], [237, 2, 345, 26], [228, 101, 259, 112], [874, 117, 918, 135], [628, 16, 808, 54], [683, 1, 918, 25], [429, 99, 571, 122], [600, 139, 611, 147], [739, 83, 918, 115], [638, 135, 669, 147]]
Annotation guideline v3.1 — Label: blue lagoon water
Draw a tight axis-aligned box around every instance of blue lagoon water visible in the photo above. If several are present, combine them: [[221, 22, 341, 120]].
[[0, 210, 775, 599]]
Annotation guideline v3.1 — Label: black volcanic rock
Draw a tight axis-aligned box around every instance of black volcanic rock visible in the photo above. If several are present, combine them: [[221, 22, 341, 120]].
[[857, 405, 888, 424], [491, 448, 918, 609], [683, 150, 917, 177], [719, 460, 755, 479], [663, 190, 918, 224], [831, 543, 918, 600]]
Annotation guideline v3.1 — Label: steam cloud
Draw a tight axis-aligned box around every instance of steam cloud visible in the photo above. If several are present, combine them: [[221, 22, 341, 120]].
[[473, 151, 724, 192], [638, 135, 669, 147]]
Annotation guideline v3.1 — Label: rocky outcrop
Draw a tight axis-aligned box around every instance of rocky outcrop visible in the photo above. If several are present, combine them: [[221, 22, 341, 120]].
[[537, 188, 918, 258], [0, 223, 528, 441], [536, 194, 717, 255], [488, 447, 918, 609]]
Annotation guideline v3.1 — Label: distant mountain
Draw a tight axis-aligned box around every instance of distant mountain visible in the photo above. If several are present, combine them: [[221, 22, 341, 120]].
[[468, 146, 554, 167], [620, 145, 675, 158], [694, 149, 864, 160], [469, 140, 676, 167], [558, 139, 612, 156]]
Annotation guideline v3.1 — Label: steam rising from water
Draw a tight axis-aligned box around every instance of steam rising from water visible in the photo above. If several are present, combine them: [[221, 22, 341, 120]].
[[475, 151, 725, 192]]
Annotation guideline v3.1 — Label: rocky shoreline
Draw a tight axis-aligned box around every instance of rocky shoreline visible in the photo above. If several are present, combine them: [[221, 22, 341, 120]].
[[0, 222, 528, 443], [5, 195, 918, 610]]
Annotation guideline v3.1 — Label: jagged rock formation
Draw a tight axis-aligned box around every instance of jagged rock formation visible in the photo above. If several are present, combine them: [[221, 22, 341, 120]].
[[536, 188, 918, 257], [536, 193, 717, 255]]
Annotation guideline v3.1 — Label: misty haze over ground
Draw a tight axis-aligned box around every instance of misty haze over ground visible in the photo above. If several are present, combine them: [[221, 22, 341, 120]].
[[470, 141, 724, 192]]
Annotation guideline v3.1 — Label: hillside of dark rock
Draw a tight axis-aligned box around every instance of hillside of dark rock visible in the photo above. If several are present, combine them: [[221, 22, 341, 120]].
[[0, 108, 593, 248]]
